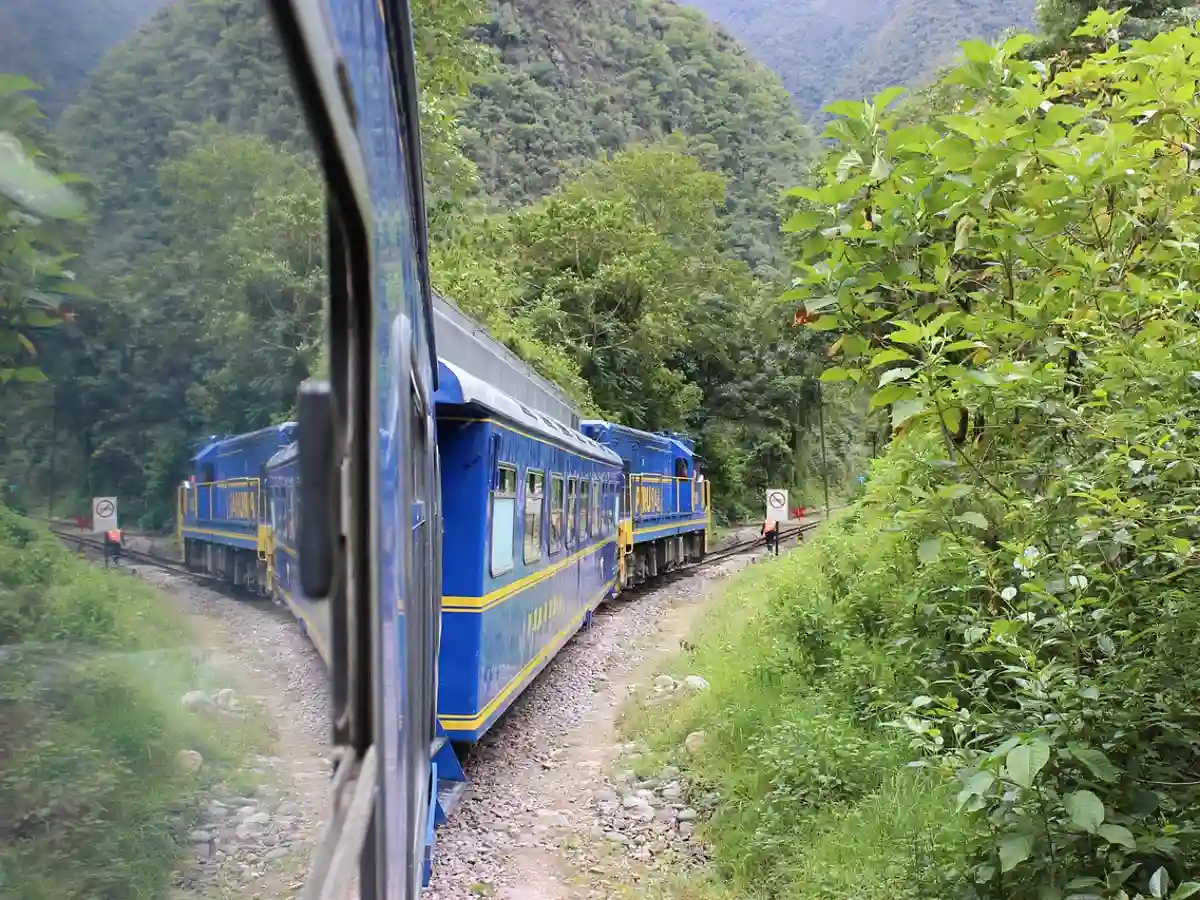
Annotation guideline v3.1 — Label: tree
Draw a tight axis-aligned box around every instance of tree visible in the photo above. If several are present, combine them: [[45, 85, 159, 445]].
[[0, 75, 87, 386], [790, 11, 1200, 892]]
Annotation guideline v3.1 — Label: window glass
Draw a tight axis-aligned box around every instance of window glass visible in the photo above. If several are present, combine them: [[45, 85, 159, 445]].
[[549, 474, 565, 553], [590, 479, 600, 537], [580, 478, 590, 539], [491, 464, 518, 575], [524, 470, 544, 564], [567, 478, 578, 547]]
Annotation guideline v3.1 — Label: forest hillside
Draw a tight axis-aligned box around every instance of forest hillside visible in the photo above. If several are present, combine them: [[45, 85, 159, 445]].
[[682, 0, 1036, 118], [0, 0, 858, 528]]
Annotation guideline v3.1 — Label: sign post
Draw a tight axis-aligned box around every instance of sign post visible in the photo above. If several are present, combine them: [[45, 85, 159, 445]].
[[92, 497, 118, 534], [765, 488, 789, 523]]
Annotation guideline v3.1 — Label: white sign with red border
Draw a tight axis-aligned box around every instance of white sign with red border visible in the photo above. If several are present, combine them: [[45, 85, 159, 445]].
[[92, 496, 118, 533]]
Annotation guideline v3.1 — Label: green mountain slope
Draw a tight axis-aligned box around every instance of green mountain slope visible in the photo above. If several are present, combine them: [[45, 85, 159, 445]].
[[0, 0, 164, 117], [681, 0, 1036, 118], [462, 0, 813, 270]]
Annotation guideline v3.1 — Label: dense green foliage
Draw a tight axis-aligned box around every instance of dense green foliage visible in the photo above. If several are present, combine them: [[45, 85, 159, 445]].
[[0, 0, 841, 526], [463, 0, 813, 272], [641, 7, 1200, 900], [0, 508, 267, 898], [681, 0, 1036, 120]]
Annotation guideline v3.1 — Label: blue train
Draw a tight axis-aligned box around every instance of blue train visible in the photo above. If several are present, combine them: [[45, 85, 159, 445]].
[[177, 304, 712, 877]]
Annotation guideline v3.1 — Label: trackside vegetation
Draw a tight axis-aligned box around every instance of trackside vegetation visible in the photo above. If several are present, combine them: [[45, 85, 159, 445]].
[[631, 10, 1200, 900], [0, 507, 268, 899]]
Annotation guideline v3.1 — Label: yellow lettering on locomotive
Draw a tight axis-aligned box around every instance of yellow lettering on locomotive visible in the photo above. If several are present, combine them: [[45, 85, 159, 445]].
[[227, 490, 258, 521], [635, 484, 663, 515]]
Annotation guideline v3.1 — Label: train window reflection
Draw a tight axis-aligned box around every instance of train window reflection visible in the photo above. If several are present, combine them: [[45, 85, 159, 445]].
[[491, 463, 518, 575], [523, 469, 544, 564]]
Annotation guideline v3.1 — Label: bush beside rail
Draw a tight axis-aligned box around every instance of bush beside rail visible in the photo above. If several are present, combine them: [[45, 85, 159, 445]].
[[626, 433, 1200, 900], [0, 507, 268, 899]]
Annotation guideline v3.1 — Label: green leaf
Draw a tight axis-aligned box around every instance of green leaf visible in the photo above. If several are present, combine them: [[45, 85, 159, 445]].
[[891, 397, 926, 428], [918, 538, 942, 564], [938, 483, 973, 500], [820, 367, 853, 383], [1151, 867, 1169, 899], [999, 833, 1034, 873], [956, 511, 988, 529], [869, 383, 910, 410], [878, 366, 916, 387], [1097, 823, 1136, 849], [1001, 33, 1036, 56], [1004, 742, 1050, 789], [869, 348, 912, 368], [14, 367, 47, 383], [873, 86, 907, 110], [823, 99, 866, 118], [0, 74, 40, 94], [23, 310, 60, 328], [954, 214, 976, 254], [783, 210, 825, 233], [809, 315, 840, 331], [1064, 790, 1104, 833], [960, 40, 997, 65], [1066, 743, 1119, 782], [1172, 883, 1200, 900], [805, 295, 839, 313], [869, 155, 891, 180]]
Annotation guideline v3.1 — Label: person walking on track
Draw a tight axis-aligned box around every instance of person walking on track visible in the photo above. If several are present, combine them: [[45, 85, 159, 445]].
[[762, 517, 779, 556], [104, 528, 123, 567]]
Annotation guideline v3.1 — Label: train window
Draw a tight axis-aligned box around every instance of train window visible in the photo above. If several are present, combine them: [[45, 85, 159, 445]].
[[590, 479, 600, 537], [491, 464, 518, 576], [579, 479, 590, 540], [566, 478, 578, 548], [675, 457, 689, 479], [524, 470, 544, 564], [549, 474, 565, 554], [201, 462, 215, 484]]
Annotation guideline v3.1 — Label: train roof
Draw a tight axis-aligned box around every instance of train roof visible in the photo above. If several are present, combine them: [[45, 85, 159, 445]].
[[433, 291, 580, 430], [437, 360, 620, 466], [581, 420, 696, 458], [193, 422, 298, 462]]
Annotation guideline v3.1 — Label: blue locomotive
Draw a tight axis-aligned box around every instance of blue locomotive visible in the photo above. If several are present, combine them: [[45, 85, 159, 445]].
[[176, 295, 712, 874]]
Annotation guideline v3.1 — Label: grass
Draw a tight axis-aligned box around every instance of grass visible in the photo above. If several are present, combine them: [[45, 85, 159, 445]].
[[619, 487, 972, 900], [0, 506, 270, 899]]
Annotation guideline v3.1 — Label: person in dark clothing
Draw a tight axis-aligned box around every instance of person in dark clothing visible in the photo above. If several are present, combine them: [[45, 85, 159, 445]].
[[762, 518, 779, 556]]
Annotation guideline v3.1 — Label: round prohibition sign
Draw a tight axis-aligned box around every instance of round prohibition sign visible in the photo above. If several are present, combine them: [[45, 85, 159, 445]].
[[95, 499, 115, 518], [766, 491, 786, 511]]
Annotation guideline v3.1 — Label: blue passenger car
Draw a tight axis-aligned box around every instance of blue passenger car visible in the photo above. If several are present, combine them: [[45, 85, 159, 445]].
[[434, 360, 622, 741], [261, 443, 332, 659], [179, 422, 297, 592], [580, 421, 710, 587]]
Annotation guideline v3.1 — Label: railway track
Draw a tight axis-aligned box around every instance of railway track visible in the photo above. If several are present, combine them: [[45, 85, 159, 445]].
[[49, 511, 832, 601], [48, 525, 213, 583]]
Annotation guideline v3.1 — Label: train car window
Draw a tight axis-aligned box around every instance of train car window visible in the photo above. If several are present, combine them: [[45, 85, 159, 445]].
[[201, 462, 215, 484], [549, 474, 565, 554], [579, 479, 590, 540], [567, 478, 578, 548], [524, 470, 544, 564], [589, 479, 599, 538], [675, 457, 689, 479], [491, 464, 518, 576]]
